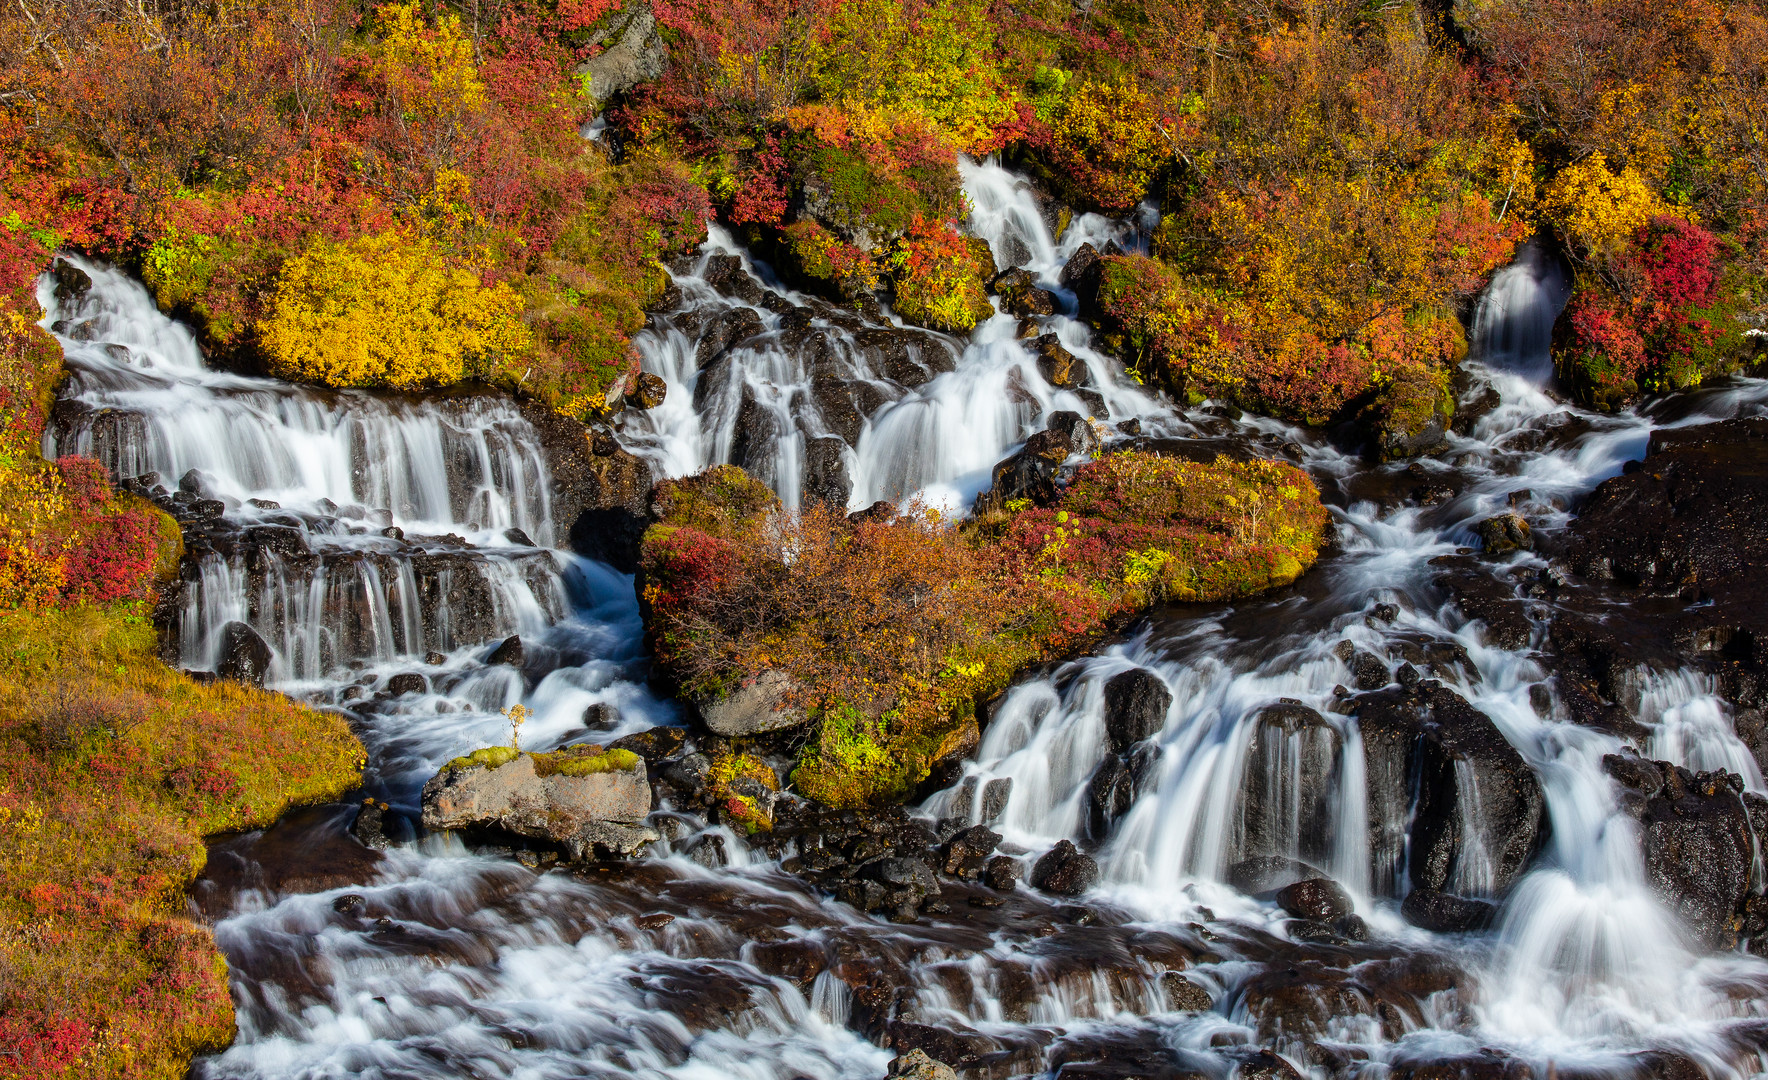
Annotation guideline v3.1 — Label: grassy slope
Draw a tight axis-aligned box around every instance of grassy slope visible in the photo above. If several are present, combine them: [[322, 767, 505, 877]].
[[0, 603, 363, 1077]]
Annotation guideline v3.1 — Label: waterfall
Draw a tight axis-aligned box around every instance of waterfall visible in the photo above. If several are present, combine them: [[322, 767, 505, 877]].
[[1469, 238, 1572, 384], [46, 160, 1768, 1080]]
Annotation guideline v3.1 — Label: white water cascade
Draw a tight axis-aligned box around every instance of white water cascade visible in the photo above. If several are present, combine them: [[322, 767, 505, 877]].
[[39, 157, 1768, 1080]]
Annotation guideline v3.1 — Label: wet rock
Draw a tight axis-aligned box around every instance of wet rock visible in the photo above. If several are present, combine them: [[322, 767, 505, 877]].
[[1476, 512, 1532, 555], [975, 445, 1061, 513], [1400, 887, 1496, 932], [424, 651, 447, 665], [386, 672, 427, 696], [703, 253, 765, 306], [1335, 641, 1392, 691], [51, 258, 92, 304], [748, 938, 826, 986], [629, 371, 667, 409], [1030, 839, 1098, 896], [886, 1047, 960, 1080], [1632, 761, 1755, 949], [1162, 972, 1213, 1012], [1059, 242, 1107, 320], [523, 402, 654, 573], [696, 306, 765, 367], [1034, 335, 1083, 387], [693, 670, 809, 736], [683, 831, 728, 868], [1239, 1050, 1306, 1080], [729, 385, 782, 480], [486, 635, 524, 667], [858, 327, 955, 388], [216, 621, 274, 685], [1102, 667, 1171, 753], [810, 376, 871, 444], [947, 774, 1013, 824], [575, 3, 667, 104], [351, 799, 392, 849], [1353, 681, 1547, 897], [1429, 554, 1533, 650], [1274, 877, 1353, 922], [1226, 856, 1329, 895], [1086, 754, 1137, 844], [1044, 410, 1100, 457], [421, 747, 657, 860], [607, 725, 687, 763], [1361, 366, 1452, 461], [1237, 703, 1341, 865], [985, 853, 1022, 891], [940, 824, 1001, 878], [580, 703, 618, 732], [803, 435, 851, 508]]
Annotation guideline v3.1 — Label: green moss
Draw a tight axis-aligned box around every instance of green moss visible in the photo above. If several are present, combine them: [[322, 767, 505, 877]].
[[533, 745, 642, 776], [448, 745, 521, 770]]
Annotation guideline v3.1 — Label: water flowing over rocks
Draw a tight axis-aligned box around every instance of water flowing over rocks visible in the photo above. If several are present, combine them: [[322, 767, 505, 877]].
[[43, 160, 1768, 1079]]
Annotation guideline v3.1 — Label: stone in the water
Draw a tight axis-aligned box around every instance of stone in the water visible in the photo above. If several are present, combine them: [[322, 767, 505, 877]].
[[1227, 856, 1329, 896], [386, 672, 426, 697], [985, 854, 1021, 891], [581, 703, 618, 731], [1029, 839, 1098, 896], [421, 747, 657, 860], [351, 799, 391, 849], [1400, 888, 1496, 932], [1102, 667, 1171, 753], [1274, 877, 1353, 922], [1162, 972, 1214, 1012], [486, 635, 524, 666], [629, 370, 667, 409], [216, 621, 274, 686], [1476, 511, 1532, 555], [887, 1048, 960, 1080], [940, 825, 1001, 878]]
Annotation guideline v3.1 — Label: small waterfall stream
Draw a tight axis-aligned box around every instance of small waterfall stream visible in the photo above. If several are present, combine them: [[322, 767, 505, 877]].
[[39, 158, 1768, 1078]]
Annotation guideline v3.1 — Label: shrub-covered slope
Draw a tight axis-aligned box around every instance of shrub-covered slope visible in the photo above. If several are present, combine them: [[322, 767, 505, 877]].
[[641, 454, 1328, 807]]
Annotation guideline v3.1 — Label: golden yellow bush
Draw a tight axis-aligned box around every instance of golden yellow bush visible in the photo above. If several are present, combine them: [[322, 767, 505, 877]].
[[259, 232, 529, 390], [373, 0, 486, 123], [1544, 153, 1680, 255]]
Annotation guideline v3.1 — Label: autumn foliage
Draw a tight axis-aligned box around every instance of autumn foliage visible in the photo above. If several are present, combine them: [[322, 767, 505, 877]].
[[642, 454, 1327, 806]]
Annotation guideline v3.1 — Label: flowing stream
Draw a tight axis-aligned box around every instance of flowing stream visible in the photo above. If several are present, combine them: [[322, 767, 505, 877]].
[[40, 159, 1768, 1078]]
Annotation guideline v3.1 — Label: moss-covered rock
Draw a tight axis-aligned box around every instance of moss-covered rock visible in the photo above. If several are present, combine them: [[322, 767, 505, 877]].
[[640, 452, 1329, 808], [1360, 364, 1456, 461]]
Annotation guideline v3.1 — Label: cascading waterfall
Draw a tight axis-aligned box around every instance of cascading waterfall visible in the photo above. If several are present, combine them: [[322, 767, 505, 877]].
[[45, 155, 1768, 1080], [1468, 238, 1572, 385]]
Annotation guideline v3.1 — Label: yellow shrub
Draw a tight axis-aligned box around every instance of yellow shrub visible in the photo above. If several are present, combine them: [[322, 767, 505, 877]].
[[1544, 153, 1679, 255], [259, 232, 529, 390], [373, 0, 485, 122]]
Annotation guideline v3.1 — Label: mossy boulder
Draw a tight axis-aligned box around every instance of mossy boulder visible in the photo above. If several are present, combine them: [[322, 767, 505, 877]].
[[422, 743, 656, 858], [641, 452, 1329, 809], [1360, 364, 1456, 461]]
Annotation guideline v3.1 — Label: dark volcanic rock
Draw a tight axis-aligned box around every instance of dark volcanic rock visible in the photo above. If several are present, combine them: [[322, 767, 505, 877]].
[[1102, 668, 1171, 753], [216, 621, 274, 685], [1400, 888, 1497, 932], [1237, 703, 1341, 866], [803, 435, 852, 508], [1610, 757, 1759, 949], [1030, 839, 1098, 896], [1274, 877, 1353, 922], [522, 402, 654, 573], [1352, 681, 1547, 897], [486, 635, 524, 667]]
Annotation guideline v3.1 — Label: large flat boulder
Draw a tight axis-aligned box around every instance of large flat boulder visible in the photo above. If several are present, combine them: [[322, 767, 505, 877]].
[[421, 744, 657, 859]]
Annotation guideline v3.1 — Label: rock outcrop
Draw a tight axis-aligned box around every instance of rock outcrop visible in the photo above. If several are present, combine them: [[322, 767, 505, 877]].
[[421, 744, 658, 859], [1351, 679, 1548, 898], [575, 4, 666, 105]]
